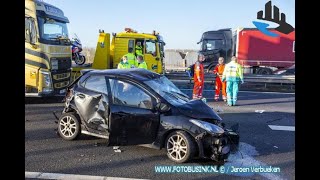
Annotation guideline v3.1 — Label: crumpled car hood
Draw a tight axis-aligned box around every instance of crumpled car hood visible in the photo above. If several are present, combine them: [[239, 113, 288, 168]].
[[176, 99, 222, 122]]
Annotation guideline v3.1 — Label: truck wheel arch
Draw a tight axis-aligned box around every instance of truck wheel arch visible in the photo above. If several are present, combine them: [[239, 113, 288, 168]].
[[257, 67, 273, 75]]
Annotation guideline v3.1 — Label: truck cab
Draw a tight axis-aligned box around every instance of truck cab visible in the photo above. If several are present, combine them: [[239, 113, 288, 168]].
[[198, 29, 233, 72], [198, 28, 295, 74], [25, 0, 72, 96], [71, 29, 166, 81], [111, 29, 165, 74]]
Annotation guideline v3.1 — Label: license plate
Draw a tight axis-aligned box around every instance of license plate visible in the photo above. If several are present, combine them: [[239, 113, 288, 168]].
[[60, 89, 66, 94]]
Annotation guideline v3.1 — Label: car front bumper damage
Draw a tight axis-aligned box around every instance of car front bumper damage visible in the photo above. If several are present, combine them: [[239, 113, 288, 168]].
[[195, 130, 239, 162]]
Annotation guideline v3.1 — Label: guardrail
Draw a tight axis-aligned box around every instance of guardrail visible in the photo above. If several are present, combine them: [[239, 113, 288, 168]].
[[165, 72, 295, 92], [165, 72, 295, 84]]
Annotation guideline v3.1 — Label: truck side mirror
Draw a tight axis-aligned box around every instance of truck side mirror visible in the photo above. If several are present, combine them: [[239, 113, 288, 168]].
[[30, 32, 36, 45], [29, 20, 37, 45], [25, 29, 31, 42]]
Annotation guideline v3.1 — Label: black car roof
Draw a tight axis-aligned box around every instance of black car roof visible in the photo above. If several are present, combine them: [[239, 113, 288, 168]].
[[81, 68, 162, 81]]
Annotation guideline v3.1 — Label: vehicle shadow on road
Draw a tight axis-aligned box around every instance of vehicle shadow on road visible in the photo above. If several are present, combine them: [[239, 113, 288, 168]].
[[237, 99, 295, 106], [25, 96, 64, 104]]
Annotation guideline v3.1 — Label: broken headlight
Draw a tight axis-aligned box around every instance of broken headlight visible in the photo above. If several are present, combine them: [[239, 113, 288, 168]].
[[190, 119, 224, 135]]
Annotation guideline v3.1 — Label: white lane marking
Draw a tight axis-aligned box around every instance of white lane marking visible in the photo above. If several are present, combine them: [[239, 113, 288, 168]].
[[268, 125, 295, 131], [255, 110, 265, 113], [226, 142, 284, 180], [25, 172, 147, 180], [239, 90, 295, 95]]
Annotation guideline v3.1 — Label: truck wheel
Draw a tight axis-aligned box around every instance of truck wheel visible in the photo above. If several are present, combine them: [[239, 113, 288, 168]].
[[75, 55, 86, 65], [257, 68, 273, 75], [166, 131, 196, 163], [58, 113, 80, 141]]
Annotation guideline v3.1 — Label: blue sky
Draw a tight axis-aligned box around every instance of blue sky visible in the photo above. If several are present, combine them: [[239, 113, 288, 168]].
[[43, 0, 295, 49]]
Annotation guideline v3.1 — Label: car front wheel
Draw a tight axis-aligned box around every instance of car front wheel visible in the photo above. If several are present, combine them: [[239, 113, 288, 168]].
[[166, 131, 196, 163]]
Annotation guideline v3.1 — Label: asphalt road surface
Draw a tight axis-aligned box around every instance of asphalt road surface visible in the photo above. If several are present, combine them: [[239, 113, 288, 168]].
[[25, 91, 295, 180]]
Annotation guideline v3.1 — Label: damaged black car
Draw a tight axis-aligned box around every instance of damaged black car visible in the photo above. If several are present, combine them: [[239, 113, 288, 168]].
[[57, 68, 239, 163]]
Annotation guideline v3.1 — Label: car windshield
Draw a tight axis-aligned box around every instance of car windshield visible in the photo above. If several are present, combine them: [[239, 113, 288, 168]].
[[144, 76, 190, 104]]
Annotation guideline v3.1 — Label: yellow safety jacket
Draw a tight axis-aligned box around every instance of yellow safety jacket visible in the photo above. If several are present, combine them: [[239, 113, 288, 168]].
[[137, 61, 148, 69], [125, 53, 136, 67], [222, 61, 244, 82], [117, 61, 131, 69], [135, 45, 143, 56]]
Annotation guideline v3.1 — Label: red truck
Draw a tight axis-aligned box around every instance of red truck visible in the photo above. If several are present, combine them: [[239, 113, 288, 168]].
[[198, 28, 295, 74]]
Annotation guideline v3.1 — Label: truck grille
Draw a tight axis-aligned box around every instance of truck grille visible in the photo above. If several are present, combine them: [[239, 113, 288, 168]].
[[51, 69, 71, 90], [53, 72, 70, 80], [51, 57, 72, 70], [54, 81, 70, 89]]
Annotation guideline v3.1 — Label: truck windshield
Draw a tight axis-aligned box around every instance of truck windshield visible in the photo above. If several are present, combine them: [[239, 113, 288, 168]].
[[203, 39, 223, 51], [37, 16, 69, 45], [144, 76, 190, 104]]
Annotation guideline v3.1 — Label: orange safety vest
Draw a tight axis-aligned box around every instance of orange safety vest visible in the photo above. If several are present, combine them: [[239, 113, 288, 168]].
[[194, 61, 204, 83], [213, 64, 225, 78]]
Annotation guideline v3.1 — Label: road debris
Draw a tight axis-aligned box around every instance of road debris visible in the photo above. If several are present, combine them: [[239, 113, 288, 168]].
[[113, 146, 122, 153], [114, 149, 122, 153]]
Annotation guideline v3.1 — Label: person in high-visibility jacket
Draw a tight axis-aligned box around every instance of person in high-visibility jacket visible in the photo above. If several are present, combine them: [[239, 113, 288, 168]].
[[135, 42, 143, 56], [192, 53, 205, 99], [222, 56, 244, 106], [125, 48, 136, 68], [117, 56, 131, 69], [213, 57, 227, 101], [136, 55, 147, 69]]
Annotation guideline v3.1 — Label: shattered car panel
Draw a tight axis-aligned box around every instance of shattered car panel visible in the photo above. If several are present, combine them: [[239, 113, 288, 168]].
[[74, 93, 109, 129]]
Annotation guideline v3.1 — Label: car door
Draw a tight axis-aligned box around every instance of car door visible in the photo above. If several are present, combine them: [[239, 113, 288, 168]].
[[73, 75, 110, 131], [107, 78, 160, 145]]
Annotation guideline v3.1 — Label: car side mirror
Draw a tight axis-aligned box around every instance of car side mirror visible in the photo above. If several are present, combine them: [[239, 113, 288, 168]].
[[156, 102, 170, 113]]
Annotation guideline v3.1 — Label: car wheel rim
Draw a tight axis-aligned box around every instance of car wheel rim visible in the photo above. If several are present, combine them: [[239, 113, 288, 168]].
[[167, 134, 187, 161], [59, 116, 77, 137]]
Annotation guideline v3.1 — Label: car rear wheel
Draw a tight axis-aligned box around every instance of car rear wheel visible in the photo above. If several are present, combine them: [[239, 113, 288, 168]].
[[58, 113, 80, 141], [166, 131, 196, 163]]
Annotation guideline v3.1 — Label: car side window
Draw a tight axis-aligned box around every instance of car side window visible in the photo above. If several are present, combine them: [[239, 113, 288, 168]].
[[83, 76, 108, 94], [110, 79, 153, 109]]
